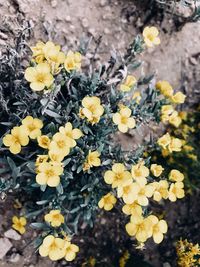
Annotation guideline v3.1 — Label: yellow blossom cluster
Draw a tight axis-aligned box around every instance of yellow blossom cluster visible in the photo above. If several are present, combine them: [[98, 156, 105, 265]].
[[156, 81, 186, 128], [3, 116, 43, 154], [39, 235, 79, 261], [38, 210, 79, 261], [79, 96, 104, 125], [157, 132, 183, 156], [176, 239, 200, 267], [25, 41, 82, 92], [36, 122, 83, 187], [98, 160, 185, 244]]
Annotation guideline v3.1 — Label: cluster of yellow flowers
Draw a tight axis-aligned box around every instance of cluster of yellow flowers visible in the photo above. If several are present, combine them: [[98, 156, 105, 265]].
[[157, 132, 183, 156], [3, 116, 43, 154], [36, 122, 83, 187], [176, 239, 200, 267], [37, 209, 79, 261], [25, 41, 81, 91], [156, 81, 186, 128], [98, 161, 185, 244]]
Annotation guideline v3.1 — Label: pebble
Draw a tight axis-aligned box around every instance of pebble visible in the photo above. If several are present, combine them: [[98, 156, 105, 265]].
[[82, 18, 89, 28], [65, 15, 71, 22], [163, 263, 171, 267], [4, 229, 21, 241], [100, 0, 107, 7], [0, 238, 12, 259], [51, 0, 57, 8], [8, 253, 21, 263], [189, 56, 198, 65], [104, 28, 110, 34]]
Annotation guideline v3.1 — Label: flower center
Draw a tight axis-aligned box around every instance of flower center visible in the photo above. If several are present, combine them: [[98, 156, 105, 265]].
[[57, 140, 65, 148], [121, 116, 128, 124]]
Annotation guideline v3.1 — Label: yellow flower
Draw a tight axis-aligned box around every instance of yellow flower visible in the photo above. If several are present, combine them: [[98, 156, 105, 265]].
[[122, 201, 143, 217], [81, 96, 104, 125], [39, 235, 66, 261], [48, 151, 64, 163], [44, 210, 64, 227], [168, 182, 185, 202], [169, 170, 184, 182], [98, 193, 117, 211], [168, 112, 182, 128], [35, 155, 49, 167], [117, 183, 138, 204], [25, 62, 54, 91], [36, 162, 63, 187], [64, 51, 82, 72], [12, 216, 27, 234], [113, 107, 136, 133], [132, 91, 141, 104], [179, 111, 187, 121], [168, 137, 183, 152], [150, 164, 164, 177], [21, 116, 43, 139], [104, 163, 132, 188], [3, 126, 29, 154], [143, 26, 160, 47], [120, 75, 137, 92], [126, 215, 152, 242], [83, 150, 101, 170], [64, 241, 79, 261], [156, 81, 174, 97], [157, 133, 171, 149], [170, 92, 186, 104], [49, 132, 71, 159], [161, 105, 174, 116], [30, 41, 45, 63], [151, 180, 169, 202], [59, 122, 83, 147], [37, 135, 50, 149], [183, 145, 194, 152], [147, 215, 168, 244], [133, 182, 154, 206], [131, 161, 149, 186], [43, 41, 65, 74]]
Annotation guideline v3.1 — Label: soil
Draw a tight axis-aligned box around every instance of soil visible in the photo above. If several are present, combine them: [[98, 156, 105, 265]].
[[0, 0, 200, 266]]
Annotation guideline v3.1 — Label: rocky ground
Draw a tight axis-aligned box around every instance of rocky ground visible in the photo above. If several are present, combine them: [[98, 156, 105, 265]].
[[0, 0, 200, 266]]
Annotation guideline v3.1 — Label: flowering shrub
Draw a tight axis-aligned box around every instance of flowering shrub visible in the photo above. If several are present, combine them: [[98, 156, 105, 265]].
[[0, 27, 186, 262]]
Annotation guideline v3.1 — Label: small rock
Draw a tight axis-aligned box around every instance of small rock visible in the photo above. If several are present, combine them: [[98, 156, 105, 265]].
[[65, 15, 71, 22], [0, 238, 12, 259], [104, 28, 110, 34], [81, 18, 89, 28], [100, 0, 107, 7], [51, 0, 57, 8], [163, 263, 171, 267], [189, 56, 198, 65], [4, 229, 21, 241], [88, 28, 96, 36], [8, 253, 21, 263]]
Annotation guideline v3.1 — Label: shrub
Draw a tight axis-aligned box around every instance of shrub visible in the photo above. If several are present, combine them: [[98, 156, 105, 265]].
[[0, 26, 186, 262]]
